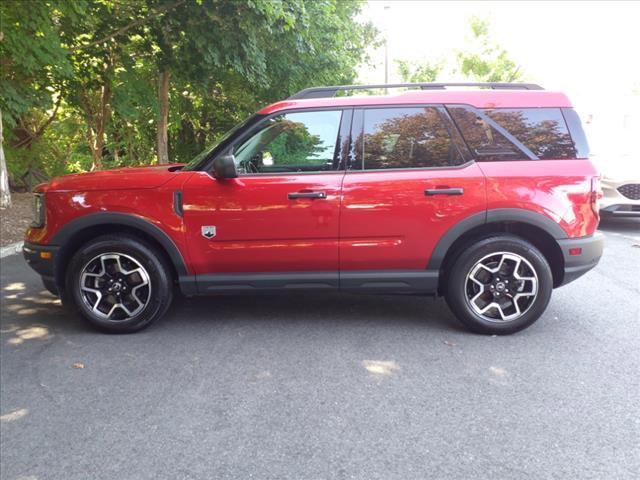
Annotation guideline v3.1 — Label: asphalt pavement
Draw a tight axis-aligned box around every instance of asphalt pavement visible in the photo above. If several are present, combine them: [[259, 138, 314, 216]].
[[1, 218, 639, 480]]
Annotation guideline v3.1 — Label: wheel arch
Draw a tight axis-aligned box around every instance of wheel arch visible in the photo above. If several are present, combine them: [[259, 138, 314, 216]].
[[430, 208, 567, 291], [50, 213, 188, 293]]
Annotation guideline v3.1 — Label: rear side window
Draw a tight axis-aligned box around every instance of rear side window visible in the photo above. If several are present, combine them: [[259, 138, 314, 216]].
[[361, 107, 465, 170], [448, 106, 527, 161], [561, 108, 590, 158], [485, 108, 576, 159]]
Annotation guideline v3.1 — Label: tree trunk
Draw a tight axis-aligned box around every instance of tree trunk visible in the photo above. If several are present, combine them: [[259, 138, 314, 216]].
[[10, 96, 61, 149], [86, 82, 112, 171], [87, 127, 103, 171], [0, 109, 11, 208], [156, 70, 171, 164]]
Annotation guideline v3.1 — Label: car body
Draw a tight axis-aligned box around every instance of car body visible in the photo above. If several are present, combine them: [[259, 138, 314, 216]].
[[24, 82, 604, 334], [596, 153, 640, 217]]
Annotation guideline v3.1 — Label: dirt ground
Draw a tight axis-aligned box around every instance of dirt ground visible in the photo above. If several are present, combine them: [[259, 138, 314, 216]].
[[0, 192, 33, 247]]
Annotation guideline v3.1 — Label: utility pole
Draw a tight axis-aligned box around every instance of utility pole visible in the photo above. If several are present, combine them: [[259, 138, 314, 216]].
[[383, 3, 390, 92]]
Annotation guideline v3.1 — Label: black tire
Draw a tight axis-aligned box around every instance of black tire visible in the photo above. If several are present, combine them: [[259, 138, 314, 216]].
[[42, 277, 59, 296], [65, 234, 173, 333], [445, 234, 553, 335]]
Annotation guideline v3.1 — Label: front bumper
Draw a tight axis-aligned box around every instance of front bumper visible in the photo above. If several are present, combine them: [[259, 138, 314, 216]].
[[600, 179, 640, 216], [601, 204, 640, 217], [23, 241, 59, 283], [557, 233, 604, 286]]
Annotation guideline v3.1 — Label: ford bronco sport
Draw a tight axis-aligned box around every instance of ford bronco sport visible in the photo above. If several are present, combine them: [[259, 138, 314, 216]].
[[23, 82, 604, 334]]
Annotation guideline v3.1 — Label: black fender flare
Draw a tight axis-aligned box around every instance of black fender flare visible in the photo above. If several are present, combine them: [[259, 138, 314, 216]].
[[427, 208, 568, 270], [50, 212, 189, 276]]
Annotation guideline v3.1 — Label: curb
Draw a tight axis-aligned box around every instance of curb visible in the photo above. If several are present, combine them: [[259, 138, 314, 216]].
[[0, 242, 24, 259]]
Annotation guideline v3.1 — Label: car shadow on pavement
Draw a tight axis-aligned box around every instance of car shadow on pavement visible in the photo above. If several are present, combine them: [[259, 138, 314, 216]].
[[598, 216, 640, 234], [164, 290, 461, 333], [1, 264, 463, 341]]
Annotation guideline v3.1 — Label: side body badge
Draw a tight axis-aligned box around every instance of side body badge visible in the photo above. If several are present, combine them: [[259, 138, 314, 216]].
[[201, 226, 217, 239]]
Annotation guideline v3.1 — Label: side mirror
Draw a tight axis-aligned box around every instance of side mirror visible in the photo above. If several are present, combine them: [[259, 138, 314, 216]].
[[213, 154, 238, 179]]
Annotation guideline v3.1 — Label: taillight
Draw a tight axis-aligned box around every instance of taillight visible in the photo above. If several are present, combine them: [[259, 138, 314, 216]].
[[590, 177, 602, 219]]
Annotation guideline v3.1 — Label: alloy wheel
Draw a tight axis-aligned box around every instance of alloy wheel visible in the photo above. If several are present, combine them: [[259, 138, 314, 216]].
[[464, 252, 538, 322], [78, 253, 151, 321]]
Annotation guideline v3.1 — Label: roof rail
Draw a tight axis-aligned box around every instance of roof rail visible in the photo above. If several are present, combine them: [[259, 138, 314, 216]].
[[288, 82, 544, 100]]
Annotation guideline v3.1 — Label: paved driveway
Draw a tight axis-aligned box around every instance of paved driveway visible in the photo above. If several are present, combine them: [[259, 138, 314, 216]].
[[1, 219, 639, 480]]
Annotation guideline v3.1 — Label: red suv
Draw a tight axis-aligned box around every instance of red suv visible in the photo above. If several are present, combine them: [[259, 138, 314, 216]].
[[23, 82, 604, 334]]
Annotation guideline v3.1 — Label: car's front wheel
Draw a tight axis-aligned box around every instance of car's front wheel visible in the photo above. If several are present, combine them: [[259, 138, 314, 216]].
[[66, 234, 173, 333], [445, 235, 553, 335]]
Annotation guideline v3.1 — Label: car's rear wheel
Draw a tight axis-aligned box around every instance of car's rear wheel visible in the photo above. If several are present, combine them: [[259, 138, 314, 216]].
[[66, 234, 173, 333], [445, 235, 553, 335]]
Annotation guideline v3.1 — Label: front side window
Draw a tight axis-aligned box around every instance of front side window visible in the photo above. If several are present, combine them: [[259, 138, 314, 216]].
[[485, 108, 576, 159], [234, 110, 342, 174], [361, 107, 464, 170], [184, 114, 259, 171]]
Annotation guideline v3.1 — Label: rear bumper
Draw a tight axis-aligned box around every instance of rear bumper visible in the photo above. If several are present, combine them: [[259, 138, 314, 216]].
[[557, 233, 604, 286], [23, 242, 59, 283]]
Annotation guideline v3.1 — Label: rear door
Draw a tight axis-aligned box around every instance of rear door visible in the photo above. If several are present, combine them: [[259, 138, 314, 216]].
[[340, 106, 486, 278], [183, 109, 350, 278]]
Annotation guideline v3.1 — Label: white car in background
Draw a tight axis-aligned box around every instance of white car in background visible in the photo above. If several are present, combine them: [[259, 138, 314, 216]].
[[583, 96, 639, 219], [595, 153, 640, 217]]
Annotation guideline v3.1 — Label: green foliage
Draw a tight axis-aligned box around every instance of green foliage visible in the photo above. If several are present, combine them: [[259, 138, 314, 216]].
[[4, 103, 91, 179], [457, 16, 523, 82], [267, 122, 325, 166], [0, 0, 376, 181], [396, 59, 443, 83], [0, 0, 86, 128], [394, 16, 524, 85]]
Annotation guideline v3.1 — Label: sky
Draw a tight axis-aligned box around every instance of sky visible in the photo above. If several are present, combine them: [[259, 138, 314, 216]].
[[357, 1, 640, 157]]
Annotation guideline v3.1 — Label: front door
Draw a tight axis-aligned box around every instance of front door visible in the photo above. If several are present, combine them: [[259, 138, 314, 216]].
[[340, 106, 486, 279], [183, 109, 349, 285]]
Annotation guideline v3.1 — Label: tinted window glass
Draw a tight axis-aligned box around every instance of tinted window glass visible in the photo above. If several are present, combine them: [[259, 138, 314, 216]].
[[362, 107, 464, 170], [234, 110, 342, 173], [485, 108, 576, 159], [185, 114, 259, 170], [448, 106, 526, 161], [561, 108, 590, 158]]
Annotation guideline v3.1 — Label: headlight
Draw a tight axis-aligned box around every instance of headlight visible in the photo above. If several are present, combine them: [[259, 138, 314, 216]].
[[31, 193, 45, 228]]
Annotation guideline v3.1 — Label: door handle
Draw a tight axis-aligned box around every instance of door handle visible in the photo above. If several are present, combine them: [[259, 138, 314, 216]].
[[424, 187, 464, 196], [288, 191, 327, 200]]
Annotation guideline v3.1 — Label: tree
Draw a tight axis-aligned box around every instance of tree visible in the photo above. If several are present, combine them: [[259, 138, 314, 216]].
[[63, 0, 156, 170], [0, 0, 84, 141], [0, 0, 376, 181], [396, 59, 443, 83], [66, 45, 115, 171], [0, 109, 10, 208], [155, 0, 376, 163], [457, 16, 523, 82], [393, 16, 523, 85], [0, 0, 81, 204]]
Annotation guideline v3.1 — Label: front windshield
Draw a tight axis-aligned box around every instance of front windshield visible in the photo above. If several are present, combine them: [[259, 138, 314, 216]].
[[183, 114, 258, 170]]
